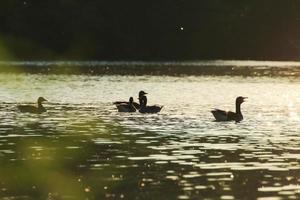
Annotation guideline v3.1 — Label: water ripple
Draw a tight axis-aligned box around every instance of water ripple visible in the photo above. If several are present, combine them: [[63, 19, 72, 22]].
[[1, 74, 300, 199]]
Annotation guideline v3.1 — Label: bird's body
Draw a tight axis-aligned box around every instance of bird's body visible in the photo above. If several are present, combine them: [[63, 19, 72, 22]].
[[211, 109, 243, 122], [115, 97, 137, 112], [17, 97, 47, 114], [113, 101, 140, 109], [211, 96, 246, 122], [139, 95, 163, 114], [139, 105, 163, 114], [17, 105, 46, 114], [116, 104, 136, 112]]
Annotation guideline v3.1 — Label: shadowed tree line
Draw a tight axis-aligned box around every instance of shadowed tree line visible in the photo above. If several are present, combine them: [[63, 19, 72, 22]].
[[0, 0, 300, 61]]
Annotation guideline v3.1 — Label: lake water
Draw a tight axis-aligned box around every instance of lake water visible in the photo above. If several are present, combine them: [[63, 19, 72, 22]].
[[1, 64, 300, 199]]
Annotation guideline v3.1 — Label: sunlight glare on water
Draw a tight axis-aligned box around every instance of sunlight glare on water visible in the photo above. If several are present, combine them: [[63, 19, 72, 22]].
[[1, 74, 300, 199]]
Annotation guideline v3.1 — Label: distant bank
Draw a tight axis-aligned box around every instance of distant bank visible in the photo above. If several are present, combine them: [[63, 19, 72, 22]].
[[1, 60, 300, 77]]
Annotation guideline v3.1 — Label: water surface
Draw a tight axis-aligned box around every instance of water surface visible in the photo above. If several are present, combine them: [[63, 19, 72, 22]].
[[1, 74, 300, 200]]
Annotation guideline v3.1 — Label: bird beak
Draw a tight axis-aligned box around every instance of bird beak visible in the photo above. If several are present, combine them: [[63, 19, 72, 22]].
[[243, 97, 248, 102]]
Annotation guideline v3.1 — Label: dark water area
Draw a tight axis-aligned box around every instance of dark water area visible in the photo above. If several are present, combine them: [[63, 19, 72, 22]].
[[2, 60, 300, 76], [1, 67, 300, 199]]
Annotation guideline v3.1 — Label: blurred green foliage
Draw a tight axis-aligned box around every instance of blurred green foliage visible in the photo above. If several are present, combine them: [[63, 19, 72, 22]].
[[0, 118, 126, 200]]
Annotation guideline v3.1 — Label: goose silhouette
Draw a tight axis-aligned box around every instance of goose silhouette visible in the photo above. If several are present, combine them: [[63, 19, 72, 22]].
[[211, 96, 247, 122]]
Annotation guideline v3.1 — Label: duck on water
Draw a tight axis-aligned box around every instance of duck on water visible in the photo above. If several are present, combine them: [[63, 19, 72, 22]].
[[114, 97, 140, 109], [115, 97, 137, 112], [17, 97, 48, 114], [114, 91, 163, 113], [139, 91, 163, 114], [211, 96, 247, 122], [113, 91, 146, 112]]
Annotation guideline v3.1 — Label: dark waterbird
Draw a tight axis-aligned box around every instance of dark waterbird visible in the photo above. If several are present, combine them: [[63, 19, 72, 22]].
[[139, 91, 163, 114], [113, 90, 148, 110], [115, 97, 137, 112], [17, 97, 48, 114], [114, 98, 140, 109], [137, 90, 147, 107], [211, 96, 247, 122]]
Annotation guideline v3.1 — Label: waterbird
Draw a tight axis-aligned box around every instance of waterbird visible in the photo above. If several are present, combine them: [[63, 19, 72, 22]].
[[17, 97, 48, 114], [114, 97, 140, 110], [115, 97, 137, 112], [113, 90, 148, 110], [139, 92, 163, 114], [211, 96, 247, 122]]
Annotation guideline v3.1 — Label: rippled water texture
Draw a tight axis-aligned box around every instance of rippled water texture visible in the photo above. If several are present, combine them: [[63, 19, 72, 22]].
[[1, 74, 300, 200]]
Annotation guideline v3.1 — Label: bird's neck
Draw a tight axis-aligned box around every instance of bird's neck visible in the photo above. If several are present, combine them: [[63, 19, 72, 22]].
[[38, 102, 44, 109], [140, 96, 147, 108], [236, 103, 242, 115]]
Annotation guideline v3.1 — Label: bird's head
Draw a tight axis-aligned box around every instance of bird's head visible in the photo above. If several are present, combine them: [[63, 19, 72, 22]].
[[129, 97, 134, 103], [38, 97, 48, 103], [139, 91, 147, 98], [236, 96, 247, 104]]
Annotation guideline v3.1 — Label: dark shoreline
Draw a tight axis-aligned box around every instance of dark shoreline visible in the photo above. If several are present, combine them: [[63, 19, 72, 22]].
[[1, 61, 300, 76]]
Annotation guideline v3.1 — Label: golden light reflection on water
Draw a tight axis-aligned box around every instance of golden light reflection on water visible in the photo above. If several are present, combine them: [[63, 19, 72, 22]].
[[0, 74, 300, 199]]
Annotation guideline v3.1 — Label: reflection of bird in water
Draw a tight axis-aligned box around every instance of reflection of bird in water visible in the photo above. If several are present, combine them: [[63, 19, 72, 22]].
[[138, 91, 163, 114], [17, 97, 48, 114], [211, 96, 247, 122], [115, 97, 137, 112]]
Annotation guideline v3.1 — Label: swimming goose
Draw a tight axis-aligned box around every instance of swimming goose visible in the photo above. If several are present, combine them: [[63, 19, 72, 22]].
[[211, 96, 247, 122], [116, 97, 137, 112], [17, 97, 47, 114], [139, 92, 163, 114]]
